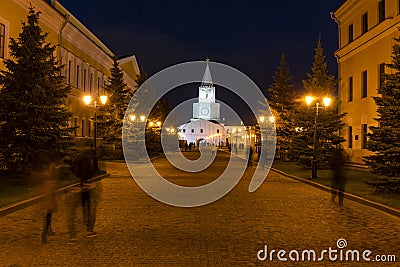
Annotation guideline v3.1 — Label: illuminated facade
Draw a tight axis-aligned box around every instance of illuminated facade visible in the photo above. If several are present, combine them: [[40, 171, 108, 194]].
[[0, 0, 139, 146], [178, 62, 255, 150], [333, 0, 400, 163], [178, 62, 228, 145]]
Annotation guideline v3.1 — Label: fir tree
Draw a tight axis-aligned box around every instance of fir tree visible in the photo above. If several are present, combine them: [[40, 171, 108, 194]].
[[0, 7, 71, 174], [99, 60, 129, 157], [364, 33, 400, 192], [135, 66, 148, 89], [303, 38, 335, 96], [292, 38, 346, 170], [146, 98, 172, 153], [123, 66, 153, 159], [267, 53, 296, 160]]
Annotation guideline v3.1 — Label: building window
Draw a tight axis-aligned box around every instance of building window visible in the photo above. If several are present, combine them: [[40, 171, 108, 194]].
[[81, 119, 85, 137], [348, 24, 353, 43], [0, 23, 5, 59], [217, 129, 220, 133], [88, 120, 91, 137], [361, 70, 368, 98], [183, 129, 186, 133], [362, 124, 368, 149], [191, 129, 194, 133], [349, 76, 353, 102], [362, 13, 368, 34], [76, 65, 80, 89], [68, 60, 72, 84], [83, 69, 87, 91], [379, 63, 385, 88], [97, 77, 100, 95], [90, 73, 93, 93], [74, 117, 78, 137], [378, 0, 385, 23], [200, 129, 204, 133], [348, 126, 353, 149]]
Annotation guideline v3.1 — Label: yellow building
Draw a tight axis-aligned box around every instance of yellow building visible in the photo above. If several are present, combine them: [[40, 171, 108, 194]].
[[0, 0, 139, 146], [333, 0, 400, 164]]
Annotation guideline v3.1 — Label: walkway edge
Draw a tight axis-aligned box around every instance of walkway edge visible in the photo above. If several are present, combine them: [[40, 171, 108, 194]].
[[0, 173, 110, 217], [271, 168, 400, 218]]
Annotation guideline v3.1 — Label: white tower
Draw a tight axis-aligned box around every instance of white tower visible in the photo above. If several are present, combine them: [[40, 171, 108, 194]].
[[193, 60, 220, 120]]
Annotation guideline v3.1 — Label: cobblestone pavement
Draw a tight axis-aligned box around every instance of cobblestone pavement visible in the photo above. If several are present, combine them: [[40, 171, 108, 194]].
[[0, 152, 399, 266]]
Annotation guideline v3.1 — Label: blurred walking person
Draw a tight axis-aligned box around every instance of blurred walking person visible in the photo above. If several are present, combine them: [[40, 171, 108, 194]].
[[40, 164, 58, 244], [86, 181, 102, 237], [74, 149, 98, 237], [65, 185, 82, 242], [330, 148, 347, 206]]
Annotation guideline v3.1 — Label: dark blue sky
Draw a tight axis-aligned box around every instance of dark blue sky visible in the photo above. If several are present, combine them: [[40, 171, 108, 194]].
[[60, 0, 344, 92]]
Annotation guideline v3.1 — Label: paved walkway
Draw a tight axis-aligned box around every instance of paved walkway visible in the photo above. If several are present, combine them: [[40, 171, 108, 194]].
[[0, 152, 399, 266]]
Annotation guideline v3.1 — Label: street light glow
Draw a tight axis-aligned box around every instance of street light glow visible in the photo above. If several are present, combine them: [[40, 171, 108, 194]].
[[323, 97, 332, 107], [269, 116, 275, 123], [83, 95, 92, 105], [259, 116, 265, 123], [100, 95, 108, 105], [140, 115, 145, 122], [149, 121, 154, 127], [305, 95, 314, 106], [156, 121, 162, 127], [130, 115, 136, 121]]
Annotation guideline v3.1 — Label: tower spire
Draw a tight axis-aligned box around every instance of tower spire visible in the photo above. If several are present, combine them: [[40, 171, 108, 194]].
[[201, 59, 213, 87]]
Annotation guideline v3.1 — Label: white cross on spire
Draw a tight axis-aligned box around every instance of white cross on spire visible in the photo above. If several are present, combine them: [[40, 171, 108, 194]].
[[201, 59, 213, 87]]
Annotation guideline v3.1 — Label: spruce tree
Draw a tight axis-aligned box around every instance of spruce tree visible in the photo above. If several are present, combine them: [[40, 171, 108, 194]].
[[99, 60, 129, 157], [135, 66, 148, 89], [0, 7, 71, 174], [267, 53, 296, 160], [123, 66, 152, 159], [292, 39, 345, 171], [364, 33, 400, 192]]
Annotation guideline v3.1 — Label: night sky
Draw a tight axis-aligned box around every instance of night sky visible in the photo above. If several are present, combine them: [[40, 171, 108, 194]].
[[59, 0, 345, 123], [60, 0, 344, 87]]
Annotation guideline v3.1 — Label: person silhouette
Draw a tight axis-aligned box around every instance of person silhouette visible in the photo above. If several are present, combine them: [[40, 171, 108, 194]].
[[73, 149, 97, 237], [330, 148, 347, 206], [40, 164, 58, 243]]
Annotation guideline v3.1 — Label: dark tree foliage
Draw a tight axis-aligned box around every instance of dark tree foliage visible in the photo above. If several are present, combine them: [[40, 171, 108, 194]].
[[292, 39, 346, 168], [266, 53, 296, 160], [146, 98, 172, 153], [364, 33, 400, 193], [123, 66, 172, 155], [99, 60, 129, 157], [0, 7, 71, 175], [135, 66, 148, 88]]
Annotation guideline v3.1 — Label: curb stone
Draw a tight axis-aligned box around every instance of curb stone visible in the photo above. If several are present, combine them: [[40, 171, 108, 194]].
[[105, 154, 164, 164], [271, 168, 400, 218], [0, 155, 163, 217], [219, 149, 400, 218], [0, 173, 109, 217]]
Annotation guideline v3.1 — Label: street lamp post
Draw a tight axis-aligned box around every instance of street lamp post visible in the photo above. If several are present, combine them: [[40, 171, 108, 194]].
[[305, 95, 331, 179], [129, 114, 146, 160], [165, 127, 176, 152], [83, 94, 108, 173], [258, 115, 275, 165], [232, 128, 239, 155], [148, 120, 162, 152]]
